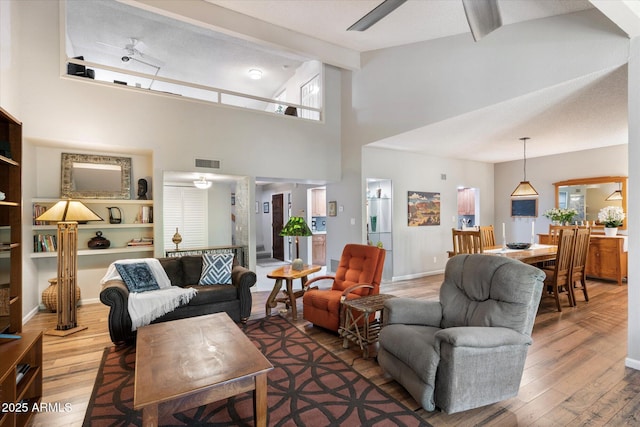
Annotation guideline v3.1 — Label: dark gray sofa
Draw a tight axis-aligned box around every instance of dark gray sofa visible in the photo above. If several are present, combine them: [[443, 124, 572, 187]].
[[99, 255, 256, 344]]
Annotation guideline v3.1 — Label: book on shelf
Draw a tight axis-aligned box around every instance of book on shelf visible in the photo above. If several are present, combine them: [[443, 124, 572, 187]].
[[33, 204, 49, 225], [33, 234, 57, 252], [127, 237, 153, 246]]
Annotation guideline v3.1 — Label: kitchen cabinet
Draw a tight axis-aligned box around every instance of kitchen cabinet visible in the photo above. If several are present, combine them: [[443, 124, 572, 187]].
[[311, 189, 326, 217], [457, 188, 475, 215], [312, 234, 326, 266]]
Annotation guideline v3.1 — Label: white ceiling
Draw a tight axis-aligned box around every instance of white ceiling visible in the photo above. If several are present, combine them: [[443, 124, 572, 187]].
[[208, 0, 594, 52], [67, 0, 631, 165]]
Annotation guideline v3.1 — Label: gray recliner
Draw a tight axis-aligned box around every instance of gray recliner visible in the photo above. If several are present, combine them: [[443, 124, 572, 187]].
[[378, 254, 544, 414]]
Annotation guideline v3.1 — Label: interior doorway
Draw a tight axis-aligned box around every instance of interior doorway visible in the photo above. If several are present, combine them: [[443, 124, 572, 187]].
[[272, 193, 284, 260]]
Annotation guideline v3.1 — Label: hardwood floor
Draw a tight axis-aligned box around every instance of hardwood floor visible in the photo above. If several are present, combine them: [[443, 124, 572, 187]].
[[23, 274, 637, 426]]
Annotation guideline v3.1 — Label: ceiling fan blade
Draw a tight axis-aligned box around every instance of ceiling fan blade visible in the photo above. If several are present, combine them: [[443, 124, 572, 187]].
[[135, 50, 165, 67], [347, 0, 407, 31], [462, 0, 502, 42]]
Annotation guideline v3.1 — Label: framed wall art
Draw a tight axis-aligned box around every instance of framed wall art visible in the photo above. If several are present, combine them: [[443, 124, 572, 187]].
[[408, 191, 440, 226], [263, 202, 269, 213], [511, 198, 538, 217], [328, 201, 337, 217]]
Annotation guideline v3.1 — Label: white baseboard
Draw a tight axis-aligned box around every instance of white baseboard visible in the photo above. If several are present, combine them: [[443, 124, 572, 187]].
[[625, 357, 640, 371], [22, 305, 39, 325], [391, 269, 445, 282]]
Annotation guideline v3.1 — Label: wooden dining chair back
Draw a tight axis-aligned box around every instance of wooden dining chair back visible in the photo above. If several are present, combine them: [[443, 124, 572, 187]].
[[451, 229, 484, 256], [569, 227, 591, 304], [479, 225, 496, 248], [542, 228, 576, 311], [548, 225, 577, 244]]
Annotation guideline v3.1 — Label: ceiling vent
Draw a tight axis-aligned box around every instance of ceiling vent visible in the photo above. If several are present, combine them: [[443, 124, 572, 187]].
[[195, 158, 221, 169]]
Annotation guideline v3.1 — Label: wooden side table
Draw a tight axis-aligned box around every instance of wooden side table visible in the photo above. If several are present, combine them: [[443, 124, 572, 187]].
[[339, 293, 395, 359], [266, 264, 321, 320]]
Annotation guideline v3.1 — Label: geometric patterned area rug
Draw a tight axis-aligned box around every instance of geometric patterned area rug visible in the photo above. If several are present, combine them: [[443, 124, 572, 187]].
[[83, 315, 431, 426]]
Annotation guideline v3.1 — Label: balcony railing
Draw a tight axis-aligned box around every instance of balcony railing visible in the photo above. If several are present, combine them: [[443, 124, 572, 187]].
[[65, 57, 323, 121]]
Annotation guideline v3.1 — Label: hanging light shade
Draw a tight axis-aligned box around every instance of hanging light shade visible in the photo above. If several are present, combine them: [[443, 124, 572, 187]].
[[511, 137, 538, 198], [605, 183, 623, 201], [193, 177, 212, 189]]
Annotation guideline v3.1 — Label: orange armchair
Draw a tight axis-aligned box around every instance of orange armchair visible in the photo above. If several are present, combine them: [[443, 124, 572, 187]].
[[302, 244, 386, 332]]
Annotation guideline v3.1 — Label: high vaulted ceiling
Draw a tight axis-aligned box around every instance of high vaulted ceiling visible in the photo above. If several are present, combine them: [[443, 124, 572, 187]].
[[71, 0, 640, 164]]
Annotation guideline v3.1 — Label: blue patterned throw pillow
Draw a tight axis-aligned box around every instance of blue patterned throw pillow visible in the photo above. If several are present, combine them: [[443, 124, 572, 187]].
[[199, 253, 234, 285], [115, 262, 160, 293]]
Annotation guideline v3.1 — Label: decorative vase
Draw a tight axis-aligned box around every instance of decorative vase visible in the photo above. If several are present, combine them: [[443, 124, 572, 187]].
[[604, 227, 618, 237], [370, 216, 377, 232], [172, 227, 182, 249], [88, 231, 110, 249], [42, 278, 81, 312]]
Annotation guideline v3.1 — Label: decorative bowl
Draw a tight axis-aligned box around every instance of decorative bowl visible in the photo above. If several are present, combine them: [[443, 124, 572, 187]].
[[506, 242, 531, 250]]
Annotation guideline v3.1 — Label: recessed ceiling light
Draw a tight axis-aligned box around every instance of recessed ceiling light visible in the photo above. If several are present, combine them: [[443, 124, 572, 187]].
[[248, 68, 262, 80]]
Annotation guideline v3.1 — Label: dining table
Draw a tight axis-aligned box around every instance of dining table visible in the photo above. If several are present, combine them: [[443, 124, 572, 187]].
[[483, 244, 557, 265]]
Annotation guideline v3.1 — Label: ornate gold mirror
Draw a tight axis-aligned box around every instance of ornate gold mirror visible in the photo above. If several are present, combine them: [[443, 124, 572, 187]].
[[61, 153, 132, 199], [553, 176, 627, 230]]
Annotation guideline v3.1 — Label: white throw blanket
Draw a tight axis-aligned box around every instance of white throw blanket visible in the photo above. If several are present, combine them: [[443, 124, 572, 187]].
[[127, 286, 197, 331], [101, 258, 197, 331]]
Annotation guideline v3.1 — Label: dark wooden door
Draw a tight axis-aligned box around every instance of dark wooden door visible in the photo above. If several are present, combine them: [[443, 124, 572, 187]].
[[272, 194, 284, 260]]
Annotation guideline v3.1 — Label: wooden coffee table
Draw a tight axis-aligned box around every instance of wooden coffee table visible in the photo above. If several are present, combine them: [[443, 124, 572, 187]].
[[265, 264, 321, 320], [134, 312, 273, 426]]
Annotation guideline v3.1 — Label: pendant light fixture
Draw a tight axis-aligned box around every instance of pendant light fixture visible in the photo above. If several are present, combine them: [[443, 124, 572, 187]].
[[605, 182, 623, 201], [511, 137, 538, 198]]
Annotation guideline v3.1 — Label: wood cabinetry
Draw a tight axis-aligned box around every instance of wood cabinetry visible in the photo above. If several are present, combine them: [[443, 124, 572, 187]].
[[312, 234, 326, 266], [31, 199, 154, 258], [311, 189, 326, 217], [457, 188, 475, 215], [538, 234, 627, 286], [586, 236, 627, 285], [0, 108, 22, 334], [0, 331, 43, 427]]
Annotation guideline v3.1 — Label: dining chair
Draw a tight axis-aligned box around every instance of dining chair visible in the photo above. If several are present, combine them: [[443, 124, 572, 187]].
[[569, 227, 591, 304], [542, 228, 576, 311], [451, 228, 484, 256], [548, 225, 577, 244], [479, 225, 496, 247]]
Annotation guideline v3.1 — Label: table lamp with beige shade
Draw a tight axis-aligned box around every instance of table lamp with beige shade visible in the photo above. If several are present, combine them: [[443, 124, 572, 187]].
[[36, 199, 102, 336]]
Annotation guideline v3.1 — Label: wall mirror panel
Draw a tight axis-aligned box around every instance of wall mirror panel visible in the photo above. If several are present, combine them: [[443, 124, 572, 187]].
[[61, 153, 132, 199], [553, 176, 627, 230]]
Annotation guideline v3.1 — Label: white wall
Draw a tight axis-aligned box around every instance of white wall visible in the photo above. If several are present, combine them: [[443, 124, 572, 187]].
[[494, 144, 628, 243], [330, 9, 629, 274], [10, 0, 342, 317], [362, 147, 494, 279]]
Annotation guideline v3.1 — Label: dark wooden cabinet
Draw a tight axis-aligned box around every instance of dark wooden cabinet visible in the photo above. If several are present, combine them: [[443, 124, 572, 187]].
[[0, 107, 22, 334], [0, 331, 43, 427]]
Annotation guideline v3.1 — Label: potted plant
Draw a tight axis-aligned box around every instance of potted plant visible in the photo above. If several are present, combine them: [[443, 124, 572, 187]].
[[543, 208, 578, 225], [598, 206, 625, 236]]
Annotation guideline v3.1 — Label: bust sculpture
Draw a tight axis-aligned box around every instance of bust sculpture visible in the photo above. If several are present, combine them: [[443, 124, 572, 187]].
[[137, 178, 148, 200]]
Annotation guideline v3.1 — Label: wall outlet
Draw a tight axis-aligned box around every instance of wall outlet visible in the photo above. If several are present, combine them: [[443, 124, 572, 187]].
[[433, 256, 437, 263]]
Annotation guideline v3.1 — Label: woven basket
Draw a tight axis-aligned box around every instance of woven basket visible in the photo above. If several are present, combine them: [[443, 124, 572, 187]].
[[42, 278, 81, 312]]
